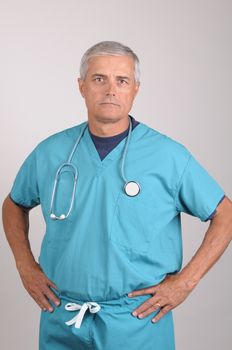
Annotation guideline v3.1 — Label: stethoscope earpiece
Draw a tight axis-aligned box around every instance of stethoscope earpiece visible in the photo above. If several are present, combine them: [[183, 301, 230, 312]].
[[50, 213, 66, 220], [49, 116, 141, 220]]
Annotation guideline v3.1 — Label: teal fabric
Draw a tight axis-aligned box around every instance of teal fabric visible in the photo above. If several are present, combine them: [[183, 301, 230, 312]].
[[10, 119, 225, 349], [39, 288, 175, 350]]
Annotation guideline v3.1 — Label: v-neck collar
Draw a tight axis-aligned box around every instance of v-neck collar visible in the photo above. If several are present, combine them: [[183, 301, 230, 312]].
[[83, 119, 146, 170]]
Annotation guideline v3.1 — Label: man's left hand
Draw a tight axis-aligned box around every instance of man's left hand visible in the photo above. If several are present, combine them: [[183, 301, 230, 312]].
[[128, 273, 197, 323]]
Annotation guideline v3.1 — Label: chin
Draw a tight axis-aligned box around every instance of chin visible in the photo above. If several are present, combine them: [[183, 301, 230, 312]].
[[94, 114, 122, 124]]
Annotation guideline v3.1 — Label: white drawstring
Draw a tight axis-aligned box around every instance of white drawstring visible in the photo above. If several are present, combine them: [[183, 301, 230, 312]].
[[65, 302, 101, 328]]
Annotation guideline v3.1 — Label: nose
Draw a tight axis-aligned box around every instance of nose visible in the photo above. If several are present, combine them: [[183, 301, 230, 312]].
[[105, 80, 117, 96]]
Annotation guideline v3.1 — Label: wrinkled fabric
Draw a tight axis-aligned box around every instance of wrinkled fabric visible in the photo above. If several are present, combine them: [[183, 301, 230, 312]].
[[10, 119, 225, 349]]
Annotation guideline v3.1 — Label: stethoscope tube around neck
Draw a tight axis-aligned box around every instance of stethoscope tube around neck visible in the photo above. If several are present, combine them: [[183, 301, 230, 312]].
[[49, 116, 140, 220]]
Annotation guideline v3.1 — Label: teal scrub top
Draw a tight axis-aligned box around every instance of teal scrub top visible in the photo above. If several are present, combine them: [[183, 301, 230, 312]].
[[10, 120, 225, 302]]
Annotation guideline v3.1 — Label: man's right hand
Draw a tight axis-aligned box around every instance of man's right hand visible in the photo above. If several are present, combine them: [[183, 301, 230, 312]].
[[2, 195, 61, 313], [17, 261, 61, 312]]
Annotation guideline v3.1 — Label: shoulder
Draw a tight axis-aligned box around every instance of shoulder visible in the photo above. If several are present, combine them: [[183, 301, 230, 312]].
[[142, 122, 192, 165], [34, 121, 86, 154]]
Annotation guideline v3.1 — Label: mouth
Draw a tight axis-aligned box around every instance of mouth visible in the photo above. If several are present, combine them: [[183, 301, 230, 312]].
[[99, 102, 120, 107]]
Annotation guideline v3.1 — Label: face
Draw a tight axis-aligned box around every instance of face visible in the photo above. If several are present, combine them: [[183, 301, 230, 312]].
[[78, 55, 140, 123]]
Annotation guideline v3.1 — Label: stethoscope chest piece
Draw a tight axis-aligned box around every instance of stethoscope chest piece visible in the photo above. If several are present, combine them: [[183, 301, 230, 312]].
[[49, 116, 140, 220], [124, 181, 140, 197]]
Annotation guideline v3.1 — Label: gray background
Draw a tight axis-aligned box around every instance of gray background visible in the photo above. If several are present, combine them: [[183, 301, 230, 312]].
[[0, 0, 231, 349]]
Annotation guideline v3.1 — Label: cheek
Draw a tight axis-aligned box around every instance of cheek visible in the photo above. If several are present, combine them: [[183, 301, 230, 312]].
[[84, 92, 99, 106], [85, 88, 103, 102], [121, 93, 136, 108]]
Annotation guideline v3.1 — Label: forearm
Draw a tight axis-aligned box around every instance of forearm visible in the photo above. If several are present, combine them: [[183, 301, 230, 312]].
[[2, 195, 60, 310], [179, 199, 232, 289], [128, 198, 232, 324], [2, 195, 36, 271]]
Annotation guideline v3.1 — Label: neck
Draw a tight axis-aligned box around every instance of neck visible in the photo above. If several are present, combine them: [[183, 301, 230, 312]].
[[87, 116, 130, 137]]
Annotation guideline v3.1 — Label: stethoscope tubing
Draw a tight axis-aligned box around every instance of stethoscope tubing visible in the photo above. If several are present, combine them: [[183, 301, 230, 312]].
[[49, 116, 139, 220]]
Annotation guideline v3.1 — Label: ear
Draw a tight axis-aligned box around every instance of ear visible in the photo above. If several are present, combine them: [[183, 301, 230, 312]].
[[134, 82, 140, 97], [78, 78, 85, 98]]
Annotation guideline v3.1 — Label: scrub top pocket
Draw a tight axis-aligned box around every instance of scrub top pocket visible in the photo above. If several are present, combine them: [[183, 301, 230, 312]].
[[109, 191, 157, 255]]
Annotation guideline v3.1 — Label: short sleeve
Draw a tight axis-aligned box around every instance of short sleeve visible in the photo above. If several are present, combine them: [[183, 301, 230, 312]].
[[10, 147, 40, 209], [174, 153, 225, 222]]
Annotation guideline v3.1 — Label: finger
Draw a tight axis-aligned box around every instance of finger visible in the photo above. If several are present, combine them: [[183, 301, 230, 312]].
[[132, 299, 161, 317], [31, 292, 47, 311], [128, 286, 156, 297], [37, 265, 59, 292], [31, 291, 54, 313], [136, 302, 162, 319], [47, 279, 60, 292], [151, 305, 171, 323], [43, 286, 61, 306], [131, 297, 156, 315]]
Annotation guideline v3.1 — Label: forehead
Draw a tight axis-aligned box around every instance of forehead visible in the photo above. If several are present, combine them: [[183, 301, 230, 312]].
[[86, 55, 135, 77]]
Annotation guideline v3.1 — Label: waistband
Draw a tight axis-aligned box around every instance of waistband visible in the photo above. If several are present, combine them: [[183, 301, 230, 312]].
[[51, 287, 152, 308], [51, 288, 153, 329]]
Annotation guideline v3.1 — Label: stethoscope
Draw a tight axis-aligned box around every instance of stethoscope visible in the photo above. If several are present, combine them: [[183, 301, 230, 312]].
[[50, 116, 141, 220]]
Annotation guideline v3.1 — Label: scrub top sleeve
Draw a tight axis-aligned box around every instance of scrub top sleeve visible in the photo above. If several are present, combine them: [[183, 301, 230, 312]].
[[174, 154, 225, 222], [10, 147, 40, 209]]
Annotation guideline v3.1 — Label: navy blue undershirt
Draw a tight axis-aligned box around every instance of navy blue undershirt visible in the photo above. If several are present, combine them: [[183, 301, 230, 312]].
[[88, 115, 140, 161], [10, 114, 224, 219], [88, 115, 223, 221]]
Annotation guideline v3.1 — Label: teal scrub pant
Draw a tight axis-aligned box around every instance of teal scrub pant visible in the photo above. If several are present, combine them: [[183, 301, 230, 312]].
[[39, 290, 175, 350]]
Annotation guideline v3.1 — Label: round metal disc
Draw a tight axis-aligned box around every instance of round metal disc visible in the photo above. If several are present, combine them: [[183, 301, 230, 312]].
[[124, 181, 140, 197]]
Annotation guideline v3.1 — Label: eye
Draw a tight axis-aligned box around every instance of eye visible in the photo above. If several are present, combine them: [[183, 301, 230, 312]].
[[94, 77, 104, 83], [119, 79, 128, 85]]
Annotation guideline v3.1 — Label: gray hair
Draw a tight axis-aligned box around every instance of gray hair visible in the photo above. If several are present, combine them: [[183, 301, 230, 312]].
[[79, 41, 140, 83]]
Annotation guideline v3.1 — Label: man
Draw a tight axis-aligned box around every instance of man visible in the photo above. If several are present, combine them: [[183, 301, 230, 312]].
[[2, 41, 232, 350]]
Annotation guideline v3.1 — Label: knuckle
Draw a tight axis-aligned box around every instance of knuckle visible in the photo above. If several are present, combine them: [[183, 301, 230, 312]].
[[44, 286, 56, 297], [41, 285, 50, 294], [44, 277, 51, 284], [39, 293, 48, 303], [167, 305, 173, 311], [161, 306, 170, 314], [146, 299, 154, 308], [48, 280, 56, 287], [30, 290, 38, 298], [27, 283, 35, 291], [37, 292, 48, 305]]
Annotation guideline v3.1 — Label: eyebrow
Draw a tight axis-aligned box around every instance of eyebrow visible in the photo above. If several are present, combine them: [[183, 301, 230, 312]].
[[91, 74, 131, 81]]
